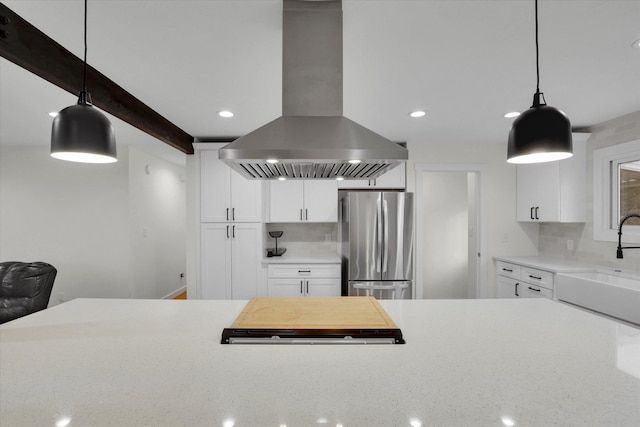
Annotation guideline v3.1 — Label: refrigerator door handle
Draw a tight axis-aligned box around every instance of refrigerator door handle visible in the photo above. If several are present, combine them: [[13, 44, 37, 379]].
[[382, 199, 389, 273], [376, 198, 383, 273]]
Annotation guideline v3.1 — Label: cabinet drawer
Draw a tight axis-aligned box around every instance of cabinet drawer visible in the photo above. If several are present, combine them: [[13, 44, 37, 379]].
[[521, 267, 553, 290], [496, 261, 521, 280], [268, 264, 340, 279], [519, 283, 553, 299]]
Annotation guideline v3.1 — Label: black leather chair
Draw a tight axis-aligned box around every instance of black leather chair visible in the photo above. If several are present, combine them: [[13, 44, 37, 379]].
[[0, 261, 57, 324]]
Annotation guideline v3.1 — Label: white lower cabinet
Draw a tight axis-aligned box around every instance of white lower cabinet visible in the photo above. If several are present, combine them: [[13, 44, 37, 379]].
[[200, 223, 262, 299], [495, 260, 554, 299], [267, 263, 340, 297]]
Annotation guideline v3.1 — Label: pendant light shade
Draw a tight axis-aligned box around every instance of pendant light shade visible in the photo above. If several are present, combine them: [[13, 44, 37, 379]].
[[507, 97, 572, 164], [507, 0, 572, 164], [51, 93, 116, 163], [50, 0, 116, 164]]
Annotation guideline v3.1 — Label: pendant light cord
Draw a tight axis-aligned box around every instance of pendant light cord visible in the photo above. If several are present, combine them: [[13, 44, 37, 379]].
[[83, 0, 87, 93], [535, 0, 539, 94], [77, 0, 90, 105], [532, 0, 545, 108]]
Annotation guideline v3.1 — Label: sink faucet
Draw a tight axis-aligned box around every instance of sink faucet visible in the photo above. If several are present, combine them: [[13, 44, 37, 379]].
[[617, 213, 640, 259]]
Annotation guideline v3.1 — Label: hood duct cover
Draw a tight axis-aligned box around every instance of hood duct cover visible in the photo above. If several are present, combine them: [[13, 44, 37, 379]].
[[219, 0, 407, 180]]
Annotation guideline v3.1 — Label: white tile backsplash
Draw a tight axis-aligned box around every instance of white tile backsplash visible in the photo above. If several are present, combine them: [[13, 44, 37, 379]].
[[265, 223, 337, 257]]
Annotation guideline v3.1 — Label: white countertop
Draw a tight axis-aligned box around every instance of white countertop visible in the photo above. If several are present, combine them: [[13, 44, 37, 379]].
[[263, 254, 341, 264], [494, 255, 598, 273], [1, 298, 639, 426]]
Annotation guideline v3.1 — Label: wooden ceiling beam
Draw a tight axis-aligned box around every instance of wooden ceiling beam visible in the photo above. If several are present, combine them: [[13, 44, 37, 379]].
[[0, 3, 194, 155]]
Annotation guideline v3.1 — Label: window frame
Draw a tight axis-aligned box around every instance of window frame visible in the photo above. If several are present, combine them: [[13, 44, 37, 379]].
[[593, 139, 640, 243]]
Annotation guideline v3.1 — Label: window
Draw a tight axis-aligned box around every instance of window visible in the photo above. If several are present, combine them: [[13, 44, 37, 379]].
[[594, 140, 640, 243]]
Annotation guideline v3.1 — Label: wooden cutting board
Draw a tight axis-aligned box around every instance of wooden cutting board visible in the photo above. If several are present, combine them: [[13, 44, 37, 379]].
[[230, 296, 399, 329], [222, 296, 404, 344]]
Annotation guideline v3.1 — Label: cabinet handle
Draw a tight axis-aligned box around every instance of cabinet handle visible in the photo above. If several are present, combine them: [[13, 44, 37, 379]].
[[300, 280, 303, 294], [300, 209, 303, 221], [305, 209, 308, 220], [298, 270, 311, 273], [226, 208, 229, 221], [528, 275, 542, 280], [232, 208, 235, 221], [226, 225, 229, 239], [232, 225, 235, 238], [515, 282, 519, 297], [528, 286, 541, 293], [530, 207, 534, 220], [502, 268, 513, 272], [306, 280, 309, 294], [535, 207, 539, 220]]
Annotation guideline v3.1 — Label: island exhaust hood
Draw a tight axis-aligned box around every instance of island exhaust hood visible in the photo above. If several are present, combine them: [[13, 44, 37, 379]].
[[218, 0, 407, 180]]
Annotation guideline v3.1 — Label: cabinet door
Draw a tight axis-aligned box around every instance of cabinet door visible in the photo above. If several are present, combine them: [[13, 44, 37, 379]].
[[534, 162, 561, 221], [303, 180, 338, 222], [230, 169, 262, 222], [200, 223, 232, 299], [516, 162, 561, 222], [269, 181, 304, 222], [268, 278, 305, 297], [496, 276, 519, 298], [306, 278, 340, 296], [337, 178, 373, 189], [230, 223, 262, 299], [201, 151, 231, 222], [373, 163, 406, 189]]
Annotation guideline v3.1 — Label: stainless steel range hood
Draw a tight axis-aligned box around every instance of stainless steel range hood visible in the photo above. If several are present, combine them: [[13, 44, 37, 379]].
[[218, 0, 407, 180]]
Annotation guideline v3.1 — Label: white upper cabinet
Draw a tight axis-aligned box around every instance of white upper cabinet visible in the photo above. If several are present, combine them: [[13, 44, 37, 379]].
[[337, 163, 406, 189], [200, 150, 262, 223], [516, 134, 587, 223], [269, 180, 338, 222]]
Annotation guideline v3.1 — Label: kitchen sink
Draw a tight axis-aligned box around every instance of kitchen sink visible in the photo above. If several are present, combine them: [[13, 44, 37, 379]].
[[556, 270, 640, 326]]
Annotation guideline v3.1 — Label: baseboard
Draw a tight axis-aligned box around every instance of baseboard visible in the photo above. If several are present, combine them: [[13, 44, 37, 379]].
[[163, 286, 187, 300]]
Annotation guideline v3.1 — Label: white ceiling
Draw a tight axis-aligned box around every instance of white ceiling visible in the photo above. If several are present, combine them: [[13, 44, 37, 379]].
[[1, 0, 639, 166]]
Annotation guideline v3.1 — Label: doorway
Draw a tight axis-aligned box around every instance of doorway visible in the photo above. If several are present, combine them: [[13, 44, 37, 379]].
[[414, 164, 487, 299]]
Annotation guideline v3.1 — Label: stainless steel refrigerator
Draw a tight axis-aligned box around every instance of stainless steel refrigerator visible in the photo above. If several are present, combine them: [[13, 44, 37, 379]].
[[339, 191, 414, 299]]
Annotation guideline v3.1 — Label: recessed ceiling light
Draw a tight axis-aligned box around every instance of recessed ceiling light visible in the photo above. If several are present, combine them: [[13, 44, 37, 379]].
[[49, 112, 59, 117], [504, 111, 520, 118], [217, 110, 234, 118], [409, 110, 426, 118], [632, 38, 640, 49]]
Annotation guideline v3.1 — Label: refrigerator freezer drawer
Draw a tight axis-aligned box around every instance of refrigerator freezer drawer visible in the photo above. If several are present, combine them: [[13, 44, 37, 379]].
[[348, 281, 412, 300]]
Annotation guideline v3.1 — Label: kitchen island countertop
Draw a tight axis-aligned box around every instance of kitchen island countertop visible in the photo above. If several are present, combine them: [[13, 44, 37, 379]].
[[1, 298, 639, 426]]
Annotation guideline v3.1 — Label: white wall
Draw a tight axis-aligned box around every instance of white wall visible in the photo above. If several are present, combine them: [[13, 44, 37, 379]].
[[407, 142, 539, 296], [0, 145, 186, 305]]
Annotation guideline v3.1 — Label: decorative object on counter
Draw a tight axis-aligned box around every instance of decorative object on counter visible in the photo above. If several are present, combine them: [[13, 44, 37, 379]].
[[267, 231, 286, 257], [617, 213, 640, 258], [507, 0, 572, 164], [50, 0, 117, 164]]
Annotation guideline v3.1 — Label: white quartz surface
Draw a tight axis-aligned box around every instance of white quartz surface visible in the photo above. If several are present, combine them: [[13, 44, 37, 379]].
[[263, 254, 341, 264], [1, 298, 639, 426], [494, 255, 598, 272]]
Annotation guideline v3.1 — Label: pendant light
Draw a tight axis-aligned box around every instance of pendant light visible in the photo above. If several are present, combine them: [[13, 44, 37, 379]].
[[507, 0, 572, 164], [51, 0, 116, 163]]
